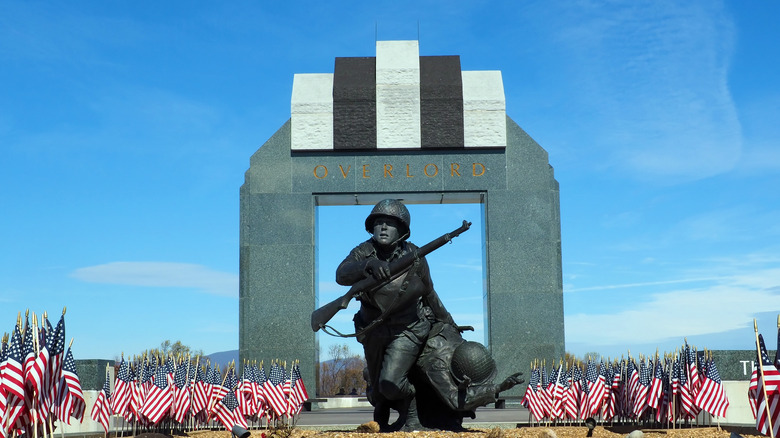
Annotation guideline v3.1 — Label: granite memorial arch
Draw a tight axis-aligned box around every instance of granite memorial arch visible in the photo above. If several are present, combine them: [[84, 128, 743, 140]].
[[240, 41, 564, 395]]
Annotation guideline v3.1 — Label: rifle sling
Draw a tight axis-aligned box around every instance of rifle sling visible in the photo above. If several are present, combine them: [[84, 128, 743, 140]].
[[320, 254, 422, 339]]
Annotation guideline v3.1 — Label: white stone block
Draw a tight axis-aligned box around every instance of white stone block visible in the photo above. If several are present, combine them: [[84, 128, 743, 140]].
[[376, 41, 420, 85], [292, 113, 334, 150], [462, 70, 505, 111], [464, 110, 506, 147], [376, 41, 421, 149], [462, 70, 506, 147], [291, 73, 334, 150]]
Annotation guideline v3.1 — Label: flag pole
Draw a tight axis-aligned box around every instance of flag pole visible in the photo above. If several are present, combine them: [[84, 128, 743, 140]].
[[668, 352, 673, 429], [754, 319, 775, 438], [61, 338, 74, 438], [30, 312, 40, 438], [105, 362, 110, 438], [44, 311, 56, 438], [188, 355, 198, 432]]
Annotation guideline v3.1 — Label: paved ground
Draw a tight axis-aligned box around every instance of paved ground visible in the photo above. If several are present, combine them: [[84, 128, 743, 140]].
[[292, 406, 532, 429]]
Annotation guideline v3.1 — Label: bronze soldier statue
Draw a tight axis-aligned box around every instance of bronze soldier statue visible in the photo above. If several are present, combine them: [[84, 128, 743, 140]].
[[335, 199, 459, 431], [413, 321, 524, 430], [313, 199, 523, 431]]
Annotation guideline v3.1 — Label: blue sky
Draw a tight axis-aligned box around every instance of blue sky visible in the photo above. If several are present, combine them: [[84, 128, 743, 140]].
[[1, 1, 779, 363]]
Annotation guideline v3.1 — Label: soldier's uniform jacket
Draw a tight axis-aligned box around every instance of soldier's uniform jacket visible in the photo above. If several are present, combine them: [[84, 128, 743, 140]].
[[336, 238, 454, 334], [416, 322, 499, 413]]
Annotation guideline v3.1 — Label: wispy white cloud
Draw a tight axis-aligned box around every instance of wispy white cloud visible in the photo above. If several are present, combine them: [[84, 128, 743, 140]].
[[565, 276, 725, 293], [565, 267, 780, 347], [71, 262, 238, 297], [556, 1, 740, 182]]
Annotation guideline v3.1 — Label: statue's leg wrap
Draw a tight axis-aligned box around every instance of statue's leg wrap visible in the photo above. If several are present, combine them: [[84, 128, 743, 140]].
[[377, 332, 423, 401]]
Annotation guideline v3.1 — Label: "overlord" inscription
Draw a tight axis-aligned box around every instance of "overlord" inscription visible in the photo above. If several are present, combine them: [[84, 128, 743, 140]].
[[313, 162, 486, 179]]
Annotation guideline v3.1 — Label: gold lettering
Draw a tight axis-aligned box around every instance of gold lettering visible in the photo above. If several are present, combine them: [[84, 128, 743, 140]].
[[316, 162, 482, 179], [313, 165, 328, 179]]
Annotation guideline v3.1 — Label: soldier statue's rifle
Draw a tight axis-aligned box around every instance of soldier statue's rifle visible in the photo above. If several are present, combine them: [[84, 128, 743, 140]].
[[311, 220, 472, 334]]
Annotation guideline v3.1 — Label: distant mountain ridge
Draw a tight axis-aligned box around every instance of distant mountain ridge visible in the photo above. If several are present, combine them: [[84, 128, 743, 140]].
[[206, 349, 238, 368]]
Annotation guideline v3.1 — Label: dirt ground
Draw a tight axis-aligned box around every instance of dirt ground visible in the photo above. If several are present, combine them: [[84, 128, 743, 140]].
[[176, 424, 766, 438]]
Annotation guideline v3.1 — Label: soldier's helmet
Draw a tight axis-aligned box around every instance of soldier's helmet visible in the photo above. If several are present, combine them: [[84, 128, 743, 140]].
[[364, 199, 411, 239], [450, 341, 497, 384]]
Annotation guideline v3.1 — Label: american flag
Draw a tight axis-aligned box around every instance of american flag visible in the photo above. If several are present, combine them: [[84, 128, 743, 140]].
[[584, 359, 605, 418], [207, 366, 231, 415], [238, 364, 256, 419], [246, 363, 261, 419], [110, 356, 132, 417], [44, 313, 66, 417], [214, 389, 247, 430], [165, 356, 176, 381], [626, 358, 640, 414], [749, 333, 780, 437], [0, 338, 9, 433], [140, 357, 154, 395], [632, 357, 651, 418], [173, 359, 191, 424], [206, 364, 225, 411], [570, 363, 583, 418], [685, 343, 701, 399], [562, 368, 578, 420], [26, 316, 49, 403], [90, 368, 112, 433], [666, 358, 678, 422], [655, 360, 670, 423], [127, 364, 142, 422], [264, 362, 288, 417], [677, 352, 696, 418], [255, 364, 268, 419], [55, 345, 85, 424], [547, 364, 562, 419], [671, 358, 680, 397], [648, 357, 664, 410], [190, 365, 208, 417], [282, 367, 292, 415], [695, 357, 729, 417], [536, 364, 552, 418], [3, 323, 29, 431], [521, 366, 544, 422], [140, 358, 173, 424], [217, 367, 248, 430], [22, 317, 36, 384], [606, 361, 622, 421], [288, 362, 309, 415], [600, 362, 612, 408]]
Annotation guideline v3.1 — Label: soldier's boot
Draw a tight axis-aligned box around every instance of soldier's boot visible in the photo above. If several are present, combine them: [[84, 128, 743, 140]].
[[373, 400, 392, 432], [400, 396, 430, 432]]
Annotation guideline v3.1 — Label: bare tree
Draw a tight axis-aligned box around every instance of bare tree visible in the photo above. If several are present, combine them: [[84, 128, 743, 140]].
[[134, 340, 205, 360], [319, 344, 367, 396]]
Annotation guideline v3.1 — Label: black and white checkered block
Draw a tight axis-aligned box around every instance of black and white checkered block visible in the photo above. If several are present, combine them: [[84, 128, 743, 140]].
[[291, 40, 506, 151]]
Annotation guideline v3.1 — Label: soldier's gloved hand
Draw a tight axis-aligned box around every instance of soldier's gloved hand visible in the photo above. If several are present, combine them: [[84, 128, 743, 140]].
[[456, 325, 475, 333], [364, 259, 391, 280], [496, 372, 524, 393]]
